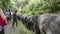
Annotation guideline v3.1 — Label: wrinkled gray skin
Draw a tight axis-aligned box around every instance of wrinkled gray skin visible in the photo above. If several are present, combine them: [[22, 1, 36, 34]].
[[37, 13, 60, 34], [21, 15, 34, 30], [29, 13, 60, 34], [30, 14, 41, 34], [17, 14, 23, 21]]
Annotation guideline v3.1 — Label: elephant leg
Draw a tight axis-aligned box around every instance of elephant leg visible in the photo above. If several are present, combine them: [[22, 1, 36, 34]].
[[39, 24, 46, 34]]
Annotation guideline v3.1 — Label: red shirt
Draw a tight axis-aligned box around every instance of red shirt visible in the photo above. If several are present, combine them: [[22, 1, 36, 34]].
[[0, 15, 7, 26]]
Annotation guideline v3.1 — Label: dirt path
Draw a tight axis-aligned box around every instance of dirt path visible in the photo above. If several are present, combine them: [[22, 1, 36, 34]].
[[5, 23, 20, 34]]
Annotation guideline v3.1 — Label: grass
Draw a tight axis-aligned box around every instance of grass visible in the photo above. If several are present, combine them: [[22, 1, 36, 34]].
[[18, 21, 34, 34]]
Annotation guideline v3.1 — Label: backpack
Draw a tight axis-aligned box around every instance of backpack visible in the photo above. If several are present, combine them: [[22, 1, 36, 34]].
[[5, 11, 11, 18]]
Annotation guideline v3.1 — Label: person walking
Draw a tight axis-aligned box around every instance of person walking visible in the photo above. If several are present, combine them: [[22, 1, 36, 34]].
[[0, 8, 7, 34], [12, 10, 18, 27], [5, 9, 11, 21]]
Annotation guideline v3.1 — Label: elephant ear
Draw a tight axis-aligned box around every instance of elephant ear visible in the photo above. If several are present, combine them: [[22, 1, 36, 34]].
[[31, 16, 36, 23], [32, 14, 41, 23]]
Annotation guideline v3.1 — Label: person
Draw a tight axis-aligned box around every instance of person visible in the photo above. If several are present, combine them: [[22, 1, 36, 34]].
[[5, 9, 11, 20], [0, 8, 7, 34], [4, 9, 11, 24], [12, 10, 18, 27]]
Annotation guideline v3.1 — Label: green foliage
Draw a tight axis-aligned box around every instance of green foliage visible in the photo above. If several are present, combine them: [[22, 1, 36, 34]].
[[0, 0, 60, 34], [0, 0, 60, 13], [19, 0, 60, 15], [0, 0, 10, 11]]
